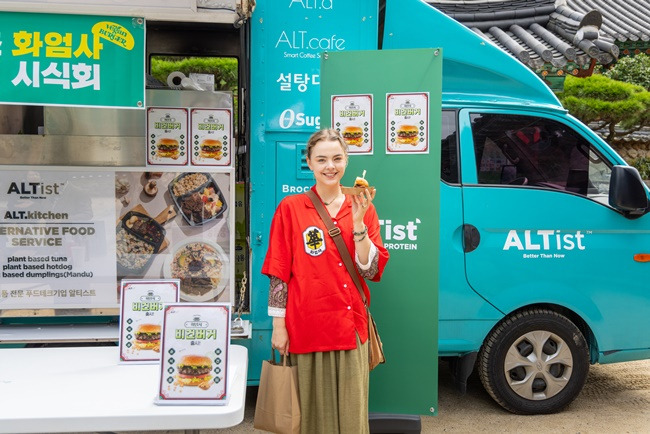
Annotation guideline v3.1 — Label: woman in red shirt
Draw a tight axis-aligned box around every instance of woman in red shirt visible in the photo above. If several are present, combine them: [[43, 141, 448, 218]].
[[262, 128, 389, 433]]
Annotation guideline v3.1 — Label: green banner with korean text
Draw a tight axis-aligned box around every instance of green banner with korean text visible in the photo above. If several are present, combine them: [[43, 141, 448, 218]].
[[0, 12, 145, 109], [321, 48, 442, 415]]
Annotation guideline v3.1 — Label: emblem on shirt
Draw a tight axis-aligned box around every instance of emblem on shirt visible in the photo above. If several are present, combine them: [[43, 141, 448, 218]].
[[303, 226, 326, 256]]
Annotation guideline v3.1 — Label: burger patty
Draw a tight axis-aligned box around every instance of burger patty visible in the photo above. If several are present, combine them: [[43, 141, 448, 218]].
[[201, 145, 221, 152], [134, 332, 160, 341], [343, 132, 362, 139], [178, 365, 211, 376], [397, 130, 418, 138]]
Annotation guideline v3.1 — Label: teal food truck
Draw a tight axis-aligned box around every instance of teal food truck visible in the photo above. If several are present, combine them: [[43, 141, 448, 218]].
[[1, 0, 650, 421]]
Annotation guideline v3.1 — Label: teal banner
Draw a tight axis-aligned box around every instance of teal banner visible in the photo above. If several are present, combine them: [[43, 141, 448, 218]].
[[321, 48, 442, 415], [0, 12, 145, 108]]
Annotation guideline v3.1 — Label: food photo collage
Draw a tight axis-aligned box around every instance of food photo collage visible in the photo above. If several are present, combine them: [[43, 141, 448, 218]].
[[115, 170, 232, 304]]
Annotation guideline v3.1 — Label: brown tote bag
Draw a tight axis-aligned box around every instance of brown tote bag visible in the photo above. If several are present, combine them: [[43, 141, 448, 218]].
[[254, 350, 301, 434], [306, 190, 386, 370]]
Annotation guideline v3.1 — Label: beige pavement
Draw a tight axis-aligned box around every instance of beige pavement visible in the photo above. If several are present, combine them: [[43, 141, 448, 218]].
[[117, 359, 650, 433]]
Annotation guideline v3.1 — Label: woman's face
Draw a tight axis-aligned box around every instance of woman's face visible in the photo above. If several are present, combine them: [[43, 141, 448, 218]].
[[306, 139, 347, 188]]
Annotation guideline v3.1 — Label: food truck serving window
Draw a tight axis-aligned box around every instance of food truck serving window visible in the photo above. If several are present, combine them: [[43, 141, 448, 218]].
[[0, 14, 248, 322]]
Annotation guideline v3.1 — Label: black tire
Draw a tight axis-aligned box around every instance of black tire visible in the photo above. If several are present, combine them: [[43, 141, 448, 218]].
[[478, 308, 589, 414]]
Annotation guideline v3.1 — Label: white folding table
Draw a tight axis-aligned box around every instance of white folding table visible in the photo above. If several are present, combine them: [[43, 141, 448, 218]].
[[0, 344, 248, 433]]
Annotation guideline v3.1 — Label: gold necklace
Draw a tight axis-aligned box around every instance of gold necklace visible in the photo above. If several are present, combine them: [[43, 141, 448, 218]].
[[322, 194, 341, 206]]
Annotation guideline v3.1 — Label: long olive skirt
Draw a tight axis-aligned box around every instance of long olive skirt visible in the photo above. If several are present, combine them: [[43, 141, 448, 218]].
[[290, 335, 369, 434]]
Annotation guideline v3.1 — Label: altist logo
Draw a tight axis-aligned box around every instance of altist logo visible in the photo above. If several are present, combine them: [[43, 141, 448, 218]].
[[503, 230, 587, 251], [379, 218, 420, 241], [379, 218, 421, 251], [7, 182, 64, 195]]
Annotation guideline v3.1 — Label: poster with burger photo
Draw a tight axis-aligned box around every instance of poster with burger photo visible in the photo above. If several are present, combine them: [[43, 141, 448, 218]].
[[386, 92, 429, 154], [118, 279, 180, 363], [331, 94, 373, 154], [190, 108, 232, 167], [156, 303, 231, 405], [147, 107, 189, 166]]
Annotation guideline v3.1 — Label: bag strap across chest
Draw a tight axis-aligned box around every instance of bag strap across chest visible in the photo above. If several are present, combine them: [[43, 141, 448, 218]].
[[305, 190, 367, 305]]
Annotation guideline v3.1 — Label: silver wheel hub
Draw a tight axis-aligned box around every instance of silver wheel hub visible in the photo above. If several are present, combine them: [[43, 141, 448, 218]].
[[504, 330, 573, 400]]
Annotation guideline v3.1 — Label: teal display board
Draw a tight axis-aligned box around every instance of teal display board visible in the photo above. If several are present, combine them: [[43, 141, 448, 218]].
[[0, 12, 145, 108], [321, 48, 442, 415]]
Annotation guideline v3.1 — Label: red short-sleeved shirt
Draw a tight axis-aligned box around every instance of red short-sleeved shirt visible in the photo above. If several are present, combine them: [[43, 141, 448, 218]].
[[262, 187, 389, 354]]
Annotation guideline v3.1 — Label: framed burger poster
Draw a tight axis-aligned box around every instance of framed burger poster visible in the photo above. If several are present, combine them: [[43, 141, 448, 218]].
[[386, 92, 429, 154], [147, 107, 189, 166], [118, 279, 180, 363], [156, 303, 231, 405], [331, 94, 373, 154], [190, 108, 233, 167]]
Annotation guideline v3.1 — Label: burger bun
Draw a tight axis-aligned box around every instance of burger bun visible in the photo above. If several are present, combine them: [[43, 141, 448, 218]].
[[342, 126, 364, 147], [199, 139, 224, 160], [157, 138, 180, 159], [396, 124, 419, 145]]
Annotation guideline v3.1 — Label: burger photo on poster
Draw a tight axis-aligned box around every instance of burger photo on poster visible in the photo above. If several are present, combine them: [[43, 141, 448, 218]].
[[199, 139, 223, 160], [176, 354, 213, 387], [157, 138, 180, 159], [342, 125, 364, 147], [396, 124, 419, 145], [134, 323, 161, 350]]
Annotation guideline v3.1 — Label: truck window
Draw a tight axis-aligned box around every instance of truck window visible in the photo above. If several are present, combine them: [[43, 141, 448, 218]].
[[470, 113, 612, 204], [441, 110, 459, 184]]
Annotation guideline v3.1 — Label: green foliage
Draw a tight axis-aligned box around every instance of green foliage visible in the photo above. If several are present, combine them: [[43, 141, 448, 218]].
[[603, 54, 650, 90], [150, 57, 238, 91], [630, 157, 650, 180], [559, 75, 650, 140]]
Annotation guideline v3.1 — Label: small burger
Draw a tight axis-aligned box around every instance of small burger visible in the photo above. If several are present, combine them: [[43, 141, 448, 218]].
[[396, 125, 419, 145], [354, 177, 369, 189], [199, 139, 223, 160], [134, 323, 161, 350], [342, 126, 364, 147], [176, 355, 213, 387], [157, 138, 180, 159]]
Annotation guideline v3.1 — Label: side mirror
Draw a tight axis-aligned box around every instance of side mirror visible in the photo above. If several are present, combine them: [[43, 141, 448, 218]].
[[609, 165, 649, 218]]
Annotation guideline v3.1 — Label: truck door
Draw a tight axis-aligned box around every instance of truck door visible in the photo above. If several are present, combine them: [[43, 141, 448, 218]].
[[458, 109, 650, 354]]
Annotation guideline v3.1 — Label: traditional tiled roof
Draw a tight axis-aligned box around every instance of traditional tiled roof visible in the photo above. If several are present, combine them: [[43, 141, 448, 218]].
[[566, 0, 650, 44], [427, 0, 620, 70]]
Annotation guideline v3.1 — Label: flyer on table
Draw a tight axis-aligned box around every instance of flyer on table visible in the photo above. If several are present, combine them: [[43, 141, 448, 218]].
[[118, 279, 180, 364], [156, 303, 231, 405]]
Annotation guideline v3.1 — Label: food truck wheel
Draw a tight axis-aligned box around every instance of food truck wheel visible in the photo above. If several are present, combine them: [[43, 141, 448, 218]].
[[478, 308, 589, 414]]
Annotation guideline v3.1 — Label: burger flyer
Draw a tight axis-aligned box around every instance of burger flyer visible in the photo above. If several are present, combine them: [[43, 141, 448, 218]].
[[146, 107, 189, 166], [156, 303, 231, 405], [190, 108, 233, 167], [386, 92, 430, 154], [118, 279, 180, 363], [331, 94, 373, 154]]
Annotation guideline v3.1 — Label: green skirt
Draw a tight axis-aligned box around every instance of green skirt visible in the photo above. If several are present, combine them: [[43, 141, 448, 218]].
[[290, 335, 369, 434]]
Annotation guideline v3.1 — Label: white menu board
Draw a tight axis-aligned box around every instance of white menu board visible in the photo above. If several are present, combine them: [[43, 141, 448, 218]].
[[119, 279, 180, 363], [0, 167, 235, 314], [190, 108, 233, 167], [0, 170, 117, 308], [156, 303, 231, 405], [386, 92, 429, 154], [147, 107, 189, 166], [331, 94, 373, 155]]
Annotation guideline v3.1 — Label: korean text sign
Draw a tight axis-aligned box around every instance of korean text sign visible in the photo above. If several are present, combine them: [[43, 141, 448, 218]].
[[0, 12, 145, 108], [252, 0, 377, 131]]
